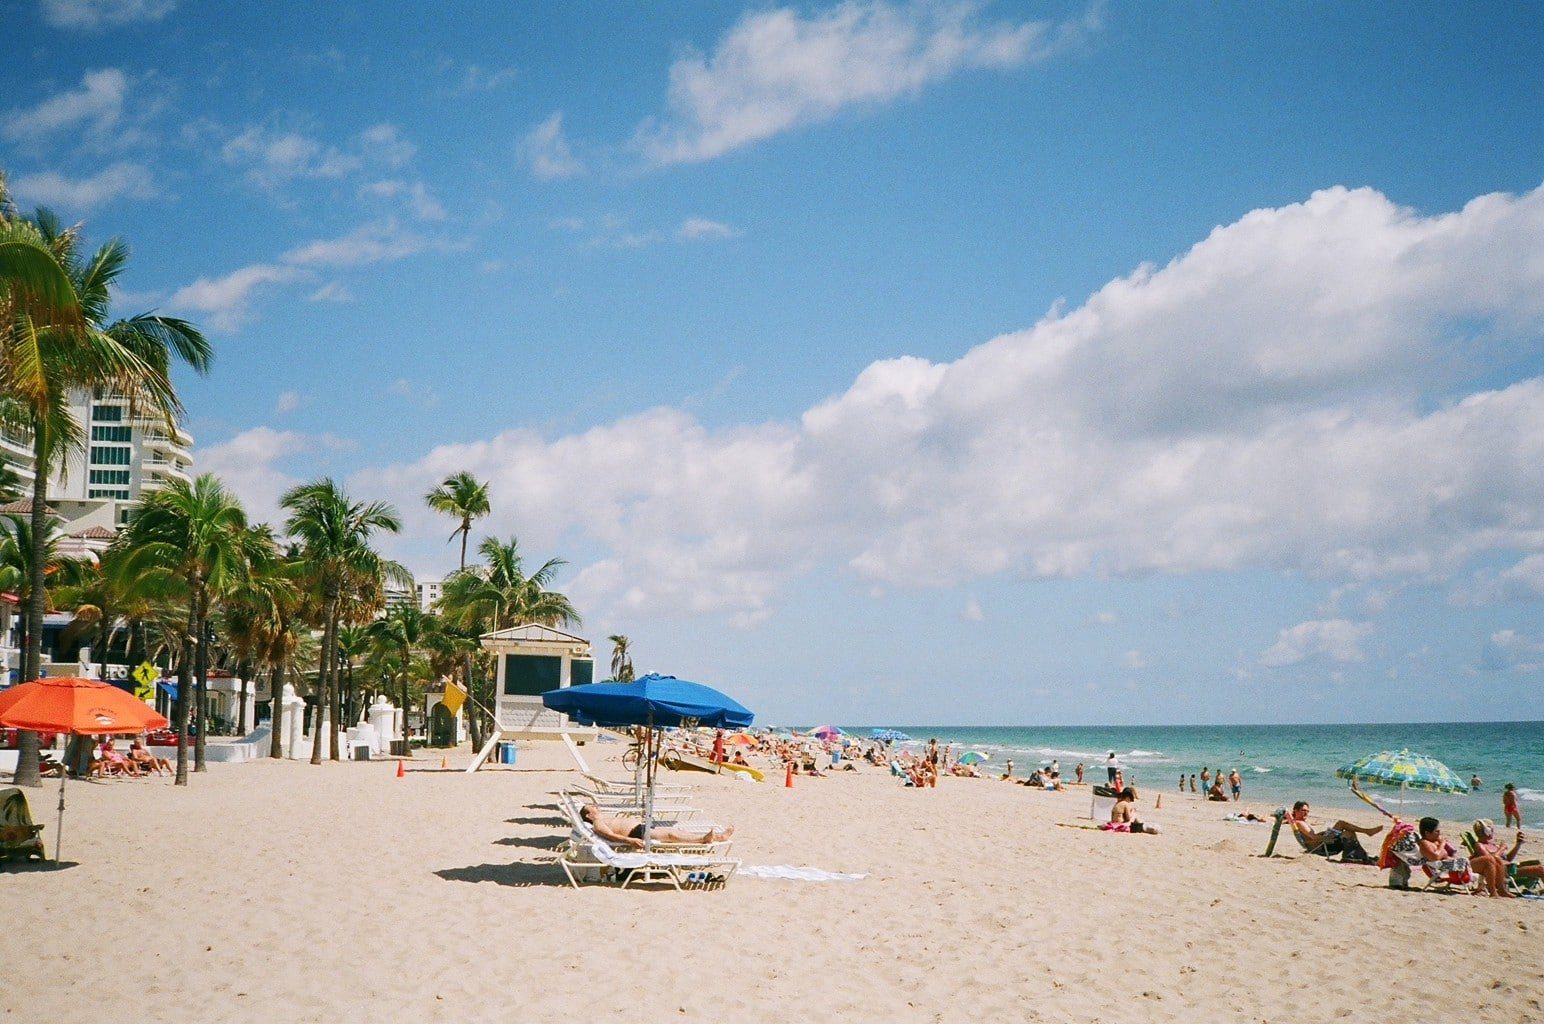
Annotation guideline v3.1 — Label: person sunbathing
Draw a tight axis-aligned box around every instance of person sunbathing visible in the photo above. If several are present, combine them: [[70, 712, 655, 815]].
[[1470, 819, 1540, 895], [1287, 802, 1378, 862], [730, 750, 750, 767], [577, 802, 733, 849], [1101, 788, 1160, 834], [129, 740, 170, 775], [1416, 817, 1485, 890]]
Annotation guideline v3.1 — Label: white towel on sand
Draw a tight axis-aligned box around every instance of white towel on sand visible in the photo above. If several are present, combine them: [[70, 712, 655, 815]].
[[741, 865, 868, 882]]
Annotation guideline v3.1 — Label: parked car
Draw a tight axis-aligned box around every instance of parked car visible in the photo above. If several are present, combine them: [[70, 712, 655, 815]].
[[0, 728, 60, 749]]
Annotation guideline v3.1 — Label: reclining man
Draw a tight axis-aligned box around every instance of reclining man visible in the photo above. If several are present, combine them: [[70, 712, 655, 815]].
[[578, 802, 734, 849], [1287, 801, 1380, 862]]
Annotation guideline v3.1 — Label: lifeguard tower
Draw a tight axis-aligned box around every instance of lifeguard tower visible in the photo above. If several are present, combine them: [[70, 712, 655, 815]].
[[466, 623, 596, 770]]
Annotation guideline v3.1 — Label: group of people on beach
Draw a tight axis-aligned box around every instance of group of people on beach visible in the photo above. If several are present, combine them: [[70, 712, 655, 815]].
[[36, 736, 170, 779], [1181, 765, 1243, 801]]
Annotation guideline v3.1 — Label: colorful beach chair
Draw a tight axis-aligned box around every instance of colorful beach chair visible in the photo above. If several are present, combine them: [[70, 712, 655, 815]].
[[0, 786, 47, 862]]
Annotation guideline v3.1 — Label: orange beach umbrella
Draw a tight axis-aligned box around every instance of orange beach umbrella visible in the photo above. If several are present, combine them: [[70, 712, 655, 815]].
[[0, 676, 167, 735], [0, 677, 168, 861]]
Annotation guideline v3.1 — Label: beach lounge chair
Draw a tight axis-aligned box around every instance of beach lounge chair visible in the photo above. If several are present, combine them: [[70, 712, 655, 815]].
[[555, 793, 731, 856], [560, 733, 692, 797], [561, 785, 701, 820], [0, 786, 47, 862], [1380, 823, 1474, 892], [559, 812, 739, 890]]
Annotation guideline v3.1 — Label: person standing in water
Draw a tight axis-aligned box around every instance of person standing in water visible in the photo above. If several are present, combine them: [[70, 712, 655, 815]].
[[1106, 751, 1119, 784], [1503, 783, 1521, 829]]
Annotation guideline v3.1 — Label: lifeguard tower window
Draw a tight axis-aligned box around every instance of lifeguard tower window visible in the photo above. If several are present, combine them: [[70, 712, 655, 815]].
[[572, 659, 593, 687], [503, 654, 560, 696]]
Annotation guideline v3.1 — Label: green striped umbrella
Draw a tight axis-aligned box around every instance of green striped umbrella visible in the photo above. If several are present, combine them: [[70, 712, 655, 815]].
[[1335, 748, 1468, 814]]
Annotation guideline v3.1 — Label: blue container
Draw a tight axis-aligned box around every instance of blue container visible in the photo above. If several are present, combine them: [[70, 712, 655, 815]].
[[499, 741, 517, 765]]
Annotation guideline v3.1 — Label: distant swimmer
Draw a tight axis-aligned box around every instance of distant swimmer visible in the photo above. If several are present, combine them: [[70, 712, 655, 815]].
[[1471, 773, 1483, 791]]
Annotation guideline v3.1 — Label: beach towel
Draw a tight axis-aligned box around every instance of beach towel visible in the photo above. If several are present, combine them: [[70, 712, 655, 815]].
[[740, 865, 868, 882]]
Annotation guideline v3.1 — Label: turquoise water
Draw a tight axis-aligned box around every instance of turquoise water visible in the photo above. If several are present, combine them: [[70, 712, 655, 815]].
[[835, 721, 1544, 825]]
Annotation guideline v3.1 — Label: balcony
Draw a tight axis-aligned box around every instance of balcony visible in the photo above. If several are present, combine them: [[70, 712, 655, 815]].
[[141, 431, 192, 456]]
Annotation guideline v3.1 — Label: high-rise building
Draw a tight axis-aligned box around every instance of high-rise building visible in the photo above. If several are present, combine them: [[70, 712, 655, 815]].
[[416, 578, 443, 612], [0, 387, 195, 537]]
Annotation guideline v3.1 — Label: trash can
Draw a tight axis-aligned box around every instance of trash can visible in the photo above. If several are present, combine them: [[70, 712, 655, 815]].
[[498, 741, 517, 765]]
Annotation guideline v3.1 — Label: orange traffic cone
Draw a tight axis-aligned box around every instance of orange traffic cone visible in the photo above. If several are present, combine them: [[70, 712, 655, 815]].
[[396, 759, 405, 779], [785, 762, 794, 788]]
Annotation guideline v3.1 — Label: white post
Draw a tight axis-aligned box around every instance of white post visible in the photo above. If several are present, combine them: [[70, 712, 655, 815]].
[[368, 696, 394, 754]]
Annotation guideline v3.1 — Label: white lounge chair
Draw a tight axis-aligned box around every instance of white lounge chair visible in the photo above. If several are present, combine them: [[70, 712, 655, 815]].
[[561, 732, 692, 797], [560, 817, 739, 890], [556, 792, 731, 854], [556, 790, 721, 836], [562, 785, 701, 820]]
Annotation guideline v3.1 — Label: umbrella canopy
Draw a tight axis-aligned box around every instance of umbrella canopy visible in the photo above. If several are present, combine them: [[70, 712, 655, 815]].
[[0, 678, 168, 863], [957, 751, 990, 765], [541, 674, 753, 729], [870, 728, 911, 742], [810, 724, 843, 740], [0, 677, 168, 735], [724, 732, 756, 746], [1334, 749, 1469, 794]]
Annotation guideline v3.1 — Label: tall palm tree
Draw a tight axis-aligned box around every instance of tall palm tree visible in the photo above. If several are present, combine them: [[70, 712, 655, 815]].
[[0, 513, 93, 613], [368, 603, 436, 751], [424, 471, 490, 746], [425, 471, 490, 571], [608, 634, 634, 682], [439, 535, 578, 633], [220, 525, 293, 739], [2, 196, 210, 787], [119, 475, 251, 784], [281, 478, 404, 763]]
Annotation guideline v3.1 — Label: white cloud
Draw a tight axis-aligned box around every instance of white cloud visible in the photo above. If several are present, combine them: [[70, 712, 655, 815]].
[[9, 162, 155, 210], [1259, 619, 1372, 668], [1456, 554, 1544, 606], [166, 263, 301, 331], [442, 62, 518, 94], [282, 218, 452, 268], [39, 0, 174, 28], [961, 595, 983, 621], [677, 217, 738, 241], [219, 122, 415, 192], [386, 377, 440, 410], [357, 123, 415, 167], [519, 112, 585, 180], [1091, 611, 1117, 625], [4, 67, 128, 141], [194, 427, 311, 526], [349, 184, 1544, 624], [634, 1, 1096, 164], [1123, 649, 1148, 669], [358, 179, 446, 221], [274, 390, 304, 415], [1477, 630, 1544, 673], [307, 281, 354, 303]]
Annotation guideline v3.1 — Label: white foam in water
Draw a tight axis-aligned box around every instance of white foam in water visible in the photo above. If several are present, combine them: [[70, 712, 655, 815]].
[[1127, 750, 1164, 758], [1251, 766, 1272, 773], [1516, 788, 1544, 803]]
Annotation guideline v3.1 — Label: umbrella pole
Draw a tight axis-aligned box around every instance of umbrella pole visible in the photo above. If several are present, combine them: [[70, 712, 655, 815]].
[[55, 763, 66, 862], [643, 711, 655, 853]]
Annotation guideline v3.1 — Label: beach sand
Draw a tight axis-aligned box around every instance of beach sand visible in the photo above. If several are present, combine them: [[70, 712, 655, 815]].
[[3, 742, 1540, 1024]]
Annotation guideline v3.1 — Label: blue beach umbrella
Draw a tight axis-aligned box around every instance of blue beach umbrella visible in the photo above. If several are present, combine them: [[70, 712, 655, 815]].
[[543, 674, 754, 847], [1335, 748, 1468, 815], [871, 728, 912, 742]]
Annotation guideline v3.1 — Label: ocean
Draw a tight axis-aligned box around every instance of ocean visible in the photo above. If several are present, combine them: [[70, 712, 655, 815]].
[[829, 721, 1544, 826]]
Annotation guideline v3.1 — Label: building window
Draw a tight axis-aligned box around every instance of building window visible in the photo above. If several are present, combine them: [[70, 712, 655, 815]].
[[88, 488, 131, 500], [91, 425, 132, 442], [89, 470, 131, 485], [90, 446, 131, 466], [93, 405, 124, 422]]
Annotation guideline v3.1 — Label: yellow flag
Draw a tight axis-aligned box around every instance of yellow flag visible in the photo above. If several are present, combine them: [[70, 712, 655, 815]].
[[441, 681, 467, 716]]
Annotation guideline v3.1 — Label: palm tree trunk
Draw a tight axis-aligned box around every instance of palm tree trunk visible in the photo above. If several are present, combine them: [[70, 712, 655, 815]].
[[399, 654, 411, 757], [193, 599, 208, 771], [268, 662, 284, 759], [237, 659, 249, 735], [310, 592, 337, 765], [13, 428, 51, 788], [328, 617, 342, 761], [174, 602, 195, 786], [346, 659, 356, 726]]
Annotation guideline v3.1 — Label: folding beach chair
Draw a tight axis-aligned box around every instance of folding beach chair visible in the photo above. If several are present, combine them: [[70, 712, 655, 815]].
[[555, 792, 731, 856], [1461, 829, 1543, 895], [561, 785, 702, 821], [560, 732, 691, 797], [0, 787, 46, 862]]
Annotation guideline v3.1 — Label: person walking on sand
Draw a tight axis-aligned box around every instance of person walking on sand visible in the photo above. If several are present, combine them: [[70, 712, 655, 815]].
[[1229, 768, 1242, 802], [1503, 783, 1522, 829], [1106, 751, 1119, 784], [1075, 762, 1085, 784]]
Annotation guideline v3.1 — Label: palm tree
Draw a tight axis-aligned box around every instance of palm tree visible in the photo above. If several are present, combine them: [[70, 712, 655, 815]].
[[608, 634, 634, 682], [220, 525, 293, 738], [119, 475, 251, 784], [367, 604, 436, 752], [424, 471, 490, 746], [425, 471, 490, 571], [0, 512, 93, 614], [281, 478, 404, 762], [439, 535, 578, 633], [2, 195, 210, 787]]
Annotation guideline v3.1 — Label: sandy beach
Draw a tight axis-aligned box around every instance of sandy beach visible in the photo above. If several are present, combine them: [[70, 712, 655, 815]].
[[3, 742, 1540, 1024]]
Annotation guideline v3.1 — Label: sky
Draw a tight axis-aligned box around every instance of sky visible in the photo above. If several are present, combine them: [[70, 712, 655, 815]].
[[3, 1, 1543, 726]]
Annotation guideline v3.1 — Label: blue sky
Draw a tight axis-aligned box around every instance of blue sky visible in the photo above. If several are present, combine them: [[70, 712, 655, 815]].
[[5, 1, 1543, 725]]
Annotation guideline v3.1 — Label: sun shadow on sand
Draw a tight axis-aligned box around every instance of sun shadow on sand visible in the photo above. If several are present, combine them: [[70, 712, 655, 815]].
[[0, 860, 80, 873], [505, 815, 564, 826], [435, 861, 570, 888], [493, 835, 567, 850]]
